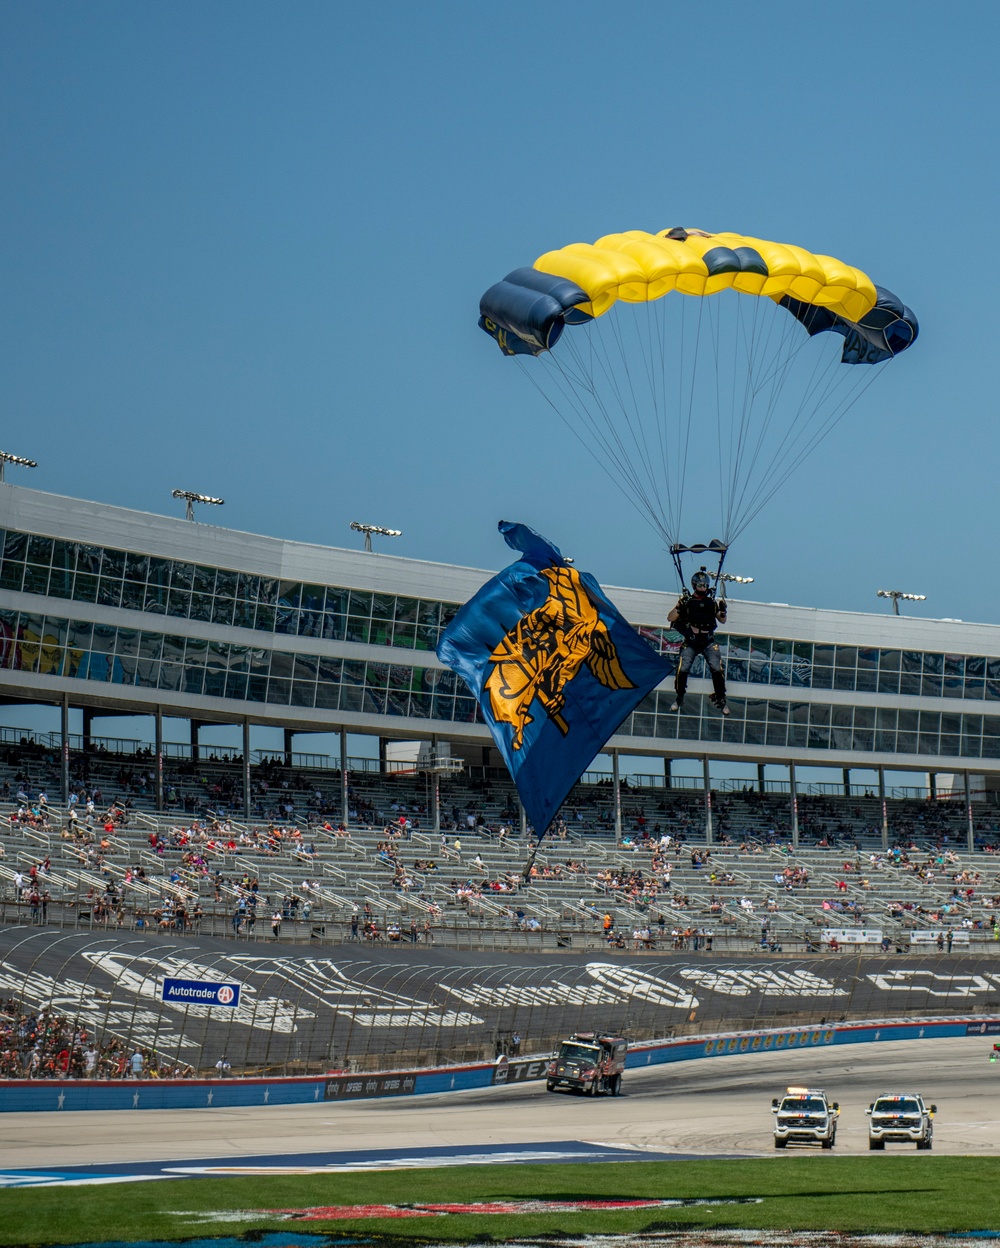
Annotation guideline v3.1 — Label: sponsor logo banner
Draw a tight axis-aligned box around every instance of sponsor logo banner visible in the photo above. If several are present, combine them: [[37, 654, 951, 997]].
[[160, 978, 240, 1008], [966, 1020, 1000, 1035], [324, 1073, 416, 1100], [491, 1057, 550, 1085], [821, 929, 882, 944], [911, 930, 971, 945]]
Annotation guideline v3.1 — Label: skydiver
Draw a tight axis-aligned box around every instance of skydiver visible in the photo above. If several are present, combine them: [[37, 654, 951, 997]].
[[668, 567, 729, 715]]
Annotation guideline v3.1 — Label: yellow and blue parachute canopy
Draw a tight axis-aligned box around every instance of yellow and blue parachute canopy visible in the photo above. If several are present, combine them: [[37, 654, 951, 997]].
[[479, 226, 917, 365]]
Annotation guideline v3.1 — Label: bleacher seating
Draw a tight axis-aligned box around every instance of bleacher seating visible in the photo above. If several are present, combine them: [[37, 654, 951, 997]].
[[2, 731, 1000, 953]]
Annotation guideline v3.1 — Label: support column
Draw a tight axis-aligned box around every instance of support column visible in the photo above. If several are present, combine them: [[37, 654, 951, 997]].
[[431, 735, 440, 834], [703, 755, 713, 845], [757, 763, 766, 794], [612, 750, 622, 845], [929, 772, 937, 801], [340, 729, 349, 827], [842, 767, 851, 798], [155, 709, 164, 813], [378, 737, 387, 776], [82, 708, 94, 754], [789, 762, 799, 848], [879, 766, 889, 851], [60, 696, 70, 807], [283, 728, 294, 768], [190, 719, 201, 763], [242, 718, 251, 822], [965, 771, 975, 855], [663, 757, 672, 790]]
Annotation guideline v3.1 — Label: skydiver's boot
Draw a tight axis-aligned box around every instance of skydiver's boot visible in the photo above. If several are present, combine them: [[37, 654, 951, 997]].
[[710, 671, 730, 716], [670, 671, 688, 713]]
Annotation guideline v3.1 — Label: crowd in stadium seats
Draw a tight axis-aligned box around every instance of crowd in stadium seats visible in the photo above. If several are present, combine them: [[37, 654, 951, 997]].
[[0, 998, 191, 1079]]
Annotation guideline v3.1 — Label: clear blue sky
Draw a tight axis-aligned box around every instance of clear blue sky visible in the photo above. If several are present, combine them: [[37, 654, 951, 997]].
[[1, 0, 995, 618]]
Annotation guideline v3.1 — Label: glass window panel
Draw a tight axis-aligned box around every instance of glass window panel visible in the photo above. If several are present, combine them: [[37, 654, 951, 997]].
[[877, 669, 900, 695], [362, 687, 387, 715], [164, 588, 188, 618], [811, 666, 833, 689], [3, 532, 27, 561], [189, 565, 214, 595], [122, 552, 147, 583], [293, 654, 318, 682], [983, 737, 1000, 760], [895, 731, 917, 754], [853, 706, 875, 729], [921, 673, 943, 697], [834, 645, 858, 667], [0, 561, 24, 591], [809, 704, 831, 727], [395, 597, 419, 623], [810, 643, 832, 667], [856, 647, 878, 671], [391, 622, 417, 648], [256, 577, 278, 606], [120, 580, 144, 611], [159, 634, 184, 663], [321, 612, 346, 641], [224, 672, 248, 700], [349, 589, 373, 616], [744, 698, 768, 722], [324, 587, 348, 614], [371, 592, 394, 619], [902, 651, 922, 674], [167, 562, 192, 590], [855, 668, 878, 692], [416, 601, 441, 628], [939, 734, 961, 756], [917, 732, 939, 755], [297, 608, 324, 638], [940, 712, 962, 737], [286, 679, 313, 707], [22, 564, 50, 595], [233, 572, 257, 601], [415, 624, 439, 651], [187, 592, 212, 622], [727, 658, 748, 683], [268, 652, 295, 680], [791, 640, 812, 661], [769, 661, 791, 686], [314, 683, 340, 710], [297, 584, 323, 613], [743, 719, 766, 745], [922, 651, 943, 675], [747, 640, 770, 682], [317, 656, 343, 683], [97, 577, 123, 608], [899, 662, 922, 695], [770, 638, 791, 658], [407, 692, 432, 718], [138, 632, 163, 661], [49, 542, 76, 596], [73, 544, 100, 575], [368, 619, 392, 647], [345, 617, 370, 643], [852, 729, 874, 751], [26, 535, 53, 565], [339, 685, 363, 712], [215, 569, 238, 598], [878, 649, 901, 672], [876, 707, 898, 731], [919, 710, 941, 735], [897, 709, 920, 734], [944, 654, 965, 678], [834, 668, 856, 691], [966, 655, 986, 678], [965, 680, 985, 700], [342, 659, 366, 686], [212, 597, 235, 626], [232, 600, 257, 630], [255, 604, 275, 631], [183, 637, 208, 669], [98, 548, 125, 579]]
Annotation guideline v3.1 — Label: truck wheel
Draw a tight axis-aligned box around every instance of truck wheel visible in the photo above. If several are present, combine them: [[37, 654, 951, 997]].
[[822, 1135, 834, 1149], [546, 1082, 555, 1092], [774, 1138, 787, 1149], [918, 1137, 932, 1150], [612, 1074, 622, 1097], [869, 1139, 885, 1150]]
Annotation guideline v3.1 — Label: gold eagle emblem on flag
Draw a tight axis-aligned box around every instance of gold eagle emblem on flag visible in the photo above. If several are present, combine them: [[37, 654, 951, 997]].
[[484, 565, 634, 751]]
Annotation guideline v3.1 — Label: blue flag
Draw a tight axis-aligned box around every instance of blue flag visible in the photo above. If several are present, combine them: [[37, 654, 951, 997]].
[[437, 521, 670, 836]]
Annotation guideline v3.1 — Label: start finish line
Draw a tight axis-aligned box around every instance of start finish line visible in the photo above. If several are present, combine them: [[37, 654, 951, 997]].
[[161, 977, 241, 1007]]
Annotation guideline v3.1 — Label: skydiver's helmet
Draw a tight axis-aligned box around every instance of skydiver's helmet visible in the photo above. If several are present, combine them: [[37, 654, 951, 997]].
[[691, 568, 711, 596]]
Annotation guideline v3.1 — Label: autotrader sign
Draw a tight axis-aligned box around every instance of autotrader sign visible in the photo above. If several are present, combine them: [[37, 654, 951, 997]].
[[161, 977, 241, 1008]]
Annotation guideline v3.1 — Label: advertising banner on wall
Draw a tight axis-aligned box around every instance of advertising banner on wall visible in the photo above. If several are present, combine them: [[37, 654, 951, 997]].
[[821, 929, 882, 944], [161, 977, 241, 1007]]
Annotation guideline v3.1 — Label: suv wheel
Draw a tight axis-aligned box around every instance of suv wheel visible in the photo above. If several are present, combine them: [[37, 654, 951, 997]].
[[774, 1138, 787, 1149], [869, 1139, 885, 1150]]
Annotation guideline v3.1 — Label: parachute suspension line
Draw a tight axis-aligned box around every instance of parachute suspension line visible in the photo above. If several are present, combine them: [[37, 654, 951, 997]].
[[513, 355, 670, 552], [565, 322, 674, 541], [674, 295, 706, 546], [732, 361, 889, 541], [606, 306, 667, 533]]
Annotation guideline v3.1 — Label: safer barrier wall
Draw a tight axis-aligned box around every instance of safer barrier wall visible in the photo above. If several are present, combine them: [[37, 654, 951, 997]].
[[2, 1015, 993, 1113]]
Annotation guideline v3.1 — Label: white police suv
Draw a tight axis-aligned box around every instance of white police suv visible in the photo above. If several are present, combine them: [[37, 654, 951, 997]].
[[866, 1093, 936, 1150], [771, 1086, 840, 1149]]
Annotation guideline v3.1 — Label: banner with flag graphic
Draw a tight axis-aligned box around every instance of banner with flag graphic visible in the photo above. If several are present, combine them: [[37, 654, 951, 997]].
[[436, 522, 669, 836]]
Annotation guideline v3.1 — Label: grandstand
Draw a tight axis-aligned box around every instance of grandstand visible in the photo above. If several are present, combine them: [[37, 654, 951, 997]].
[[2, 481, 1000, 957]]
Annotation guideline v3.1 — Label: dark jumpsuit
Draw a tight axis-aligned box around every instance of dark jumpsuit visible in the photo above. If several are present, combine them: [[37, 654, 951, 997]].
[[672, 593, 727, 705]]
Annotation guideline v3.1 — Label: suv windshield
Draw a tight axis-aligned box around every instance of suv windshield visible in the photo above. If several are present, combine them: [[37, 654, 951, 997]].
[[559, 1043, 600, 1063], [781, 1098, 826, 1113], [874, 1098, 920, 1114]]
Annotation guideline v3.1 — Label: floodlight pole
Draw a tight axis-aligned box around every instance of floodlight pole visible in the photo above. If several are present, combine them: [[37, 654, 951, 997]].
[[350, 521, 402, 553], [172, 489, 224, 521], [878, 589, 926, 615], [0, 452, 38, 483]]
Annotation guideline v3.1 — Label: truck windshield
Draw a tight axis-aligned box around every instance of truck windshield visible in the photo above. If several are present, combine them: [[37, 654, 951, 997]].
[[559, 1043, 600, 1063], [874, 1099, 920, 1114], [781, 1098, 826, 1113]]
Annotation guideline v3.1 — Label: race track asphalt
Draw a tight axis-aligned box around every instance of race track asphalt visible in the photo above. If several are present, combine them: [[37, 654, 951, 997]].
[[1, 1035, 997, 1171]]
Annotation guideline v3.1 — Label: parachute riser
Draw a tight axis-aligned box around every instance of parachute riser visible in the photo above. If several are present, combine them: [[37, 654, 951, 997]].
[[670, 542, 728, 597]]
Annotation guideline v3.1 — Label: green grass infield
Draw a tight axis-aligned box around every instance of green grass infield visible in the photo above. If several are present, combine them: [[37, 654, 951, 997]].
[[4, 1156, 1000, 1244]]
